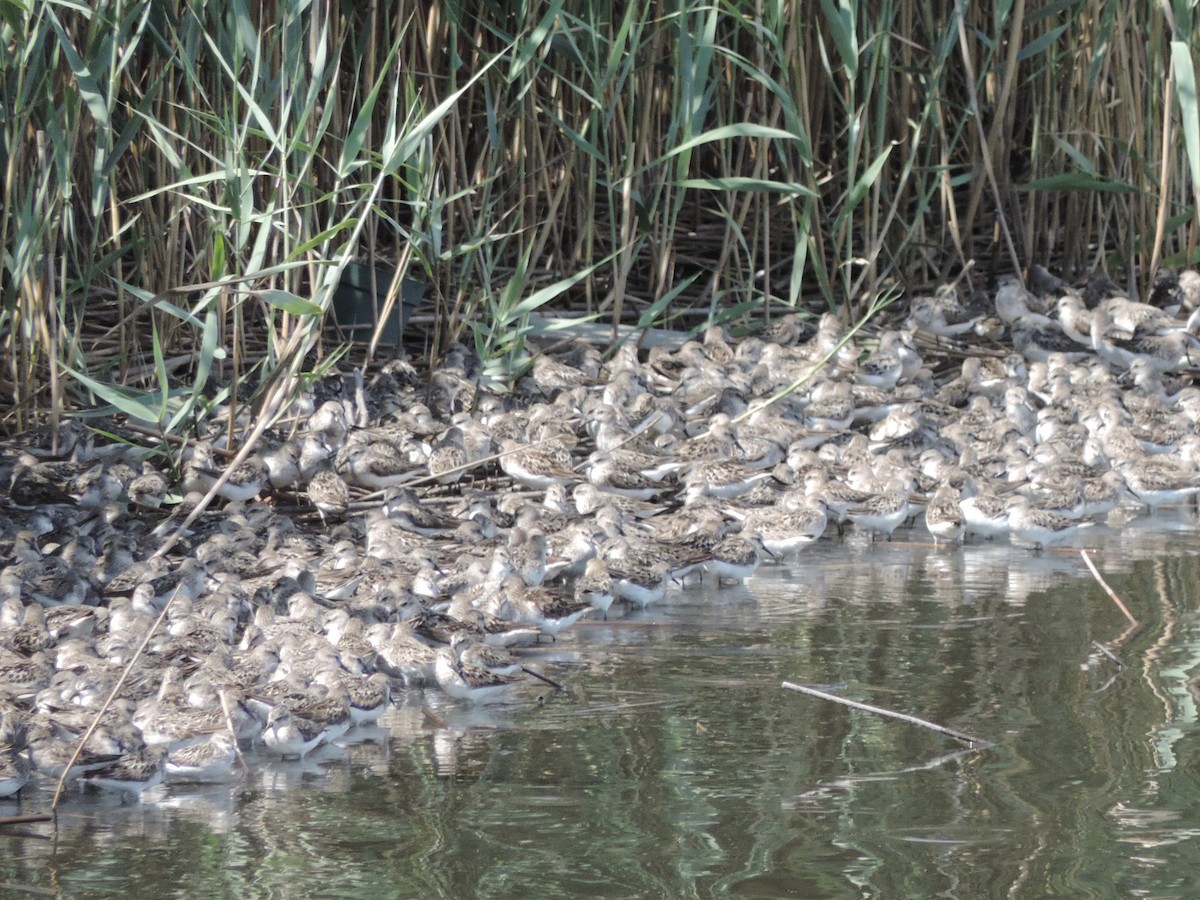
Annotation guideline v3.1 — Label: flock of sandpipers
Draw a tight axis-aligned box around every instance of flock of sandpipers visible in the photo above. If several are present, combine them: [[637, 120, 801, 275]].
[[4, 265, 1200, 800]]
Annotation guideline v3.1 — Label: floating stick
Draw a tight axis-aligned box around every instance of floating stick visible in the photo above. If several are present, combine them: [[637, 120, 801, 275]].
[[1080, 549, 1138, 627], [421, 706, 447, 727], [0, 814, 53, 827], [1091, 640, 1124, 669], [781, 681, 993, 749], [0, 881, 57, 897], [520, 666, 565, 692]]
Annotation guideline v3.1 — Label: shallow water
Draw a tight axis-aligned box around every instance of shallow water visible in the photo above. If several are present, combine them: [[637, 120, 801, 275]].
[[6, 514, 1200, 898]]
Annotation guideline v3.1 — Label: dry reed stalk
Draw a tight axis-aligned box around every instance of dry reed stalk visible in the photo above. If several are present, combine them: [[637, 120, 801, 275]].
[[6, 1, 1200, 432]]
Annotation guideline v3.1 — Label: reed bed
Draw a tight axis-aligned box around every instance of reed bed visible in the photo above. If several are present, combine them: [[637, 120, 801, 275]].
[[2, 0, 1200, 437]]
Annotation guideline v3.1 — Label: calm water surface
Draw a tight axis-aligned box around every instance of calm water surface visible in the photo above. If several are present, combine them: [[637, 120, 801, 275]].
[[5, 514, 1200, 898]]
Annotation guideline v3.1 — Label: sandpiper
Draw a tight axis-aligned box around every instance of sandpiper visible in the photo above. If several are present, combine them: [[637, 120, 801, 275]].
[[960, 483, 1012, 540], [1011, 319, 1088, 364], [383, 487, 461, 536], [261, 705, 327, 760], [759, 312, 811, 345], [502, 577, 593, 637], [0, 714, 32, 798], [1080, 470, 1132, 517], [573, 483, 667, 519], [198, 456, 268, 503], [128, 463, 171, 509], [133, 686, 235, 750], [434, 645, 521, 703], [735, 502, 827, 558], [341, 440, 412, 490], [316, 669, 392, 726], [609, 560, 670, 608], [908, 286, 985, 337], [544, 522, 596, 580], [587, 452, 670, 500], [24, 718, 124, 782], [165, 731, 239, 783], [456, 608, 541, 649], [682, 460, 772, 503], [81, 746, 167, 797], [507, 528, 549, 586], [262, 440, 302, 491], [855, 332, 909, 390], [1005, 494, 1094, 550], [924, 484, 966, 544], [367, 622, 438, 686], [574, 558, 614, 618], [803, 469, 872, 536], [994, 277, 1050, 325], [531, 353, 591, 393], [307, 465, 350, 525], [0, 650, 53, 698], [427, 426, 470, 484], [498, 439, 579, 490], [846, 478, 911, 540], [1118, 461, 1200, 512], [1055, 293, 1095, 348], [706, 534, 762, 584], [451, 633, 521, 677]]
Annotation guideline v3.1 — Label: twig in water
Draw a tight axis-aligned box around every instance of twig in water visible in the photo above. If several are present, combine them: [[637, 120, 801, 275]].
[[0, 881, 58, 897], [1080, 550, 1138, 626], [1091, 640, 1124, 669], [781, 681, 993, 749], [521, 666, 565, 692], [0, 814, 53, 827]]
